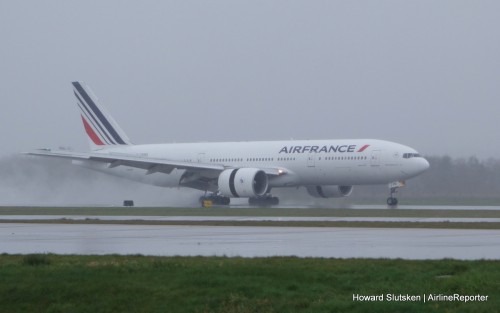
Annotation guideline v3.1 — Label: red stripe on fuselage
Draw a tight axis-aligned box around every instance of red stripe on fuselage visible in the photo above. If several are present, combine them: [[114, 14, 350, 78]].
[[81, 115, 104, 145], [357, 144, 370, 152]]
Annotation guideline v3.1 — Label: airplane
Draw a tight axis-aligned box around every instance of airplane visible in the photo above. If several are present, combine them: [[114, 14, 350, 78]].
[[28, 82, 430, 207]]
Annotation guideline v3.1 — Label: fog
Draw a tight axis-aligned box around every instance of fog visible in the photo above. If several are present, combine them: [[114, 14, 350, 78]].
[[1, 1, 499, 205], [0, 156, 200, 207], [1, 1, 500, 159]]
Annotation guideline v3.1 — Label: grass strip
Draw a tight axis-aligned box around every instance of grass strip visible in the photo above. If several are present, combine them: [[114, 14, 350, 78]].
[[0, 254, 499, 313]]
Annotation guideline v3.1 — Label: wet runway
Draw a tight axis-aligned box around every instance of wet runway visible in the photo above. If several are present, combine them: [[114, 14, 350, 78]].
[[2, 223, 499, 259], [240, 205, 500, 210], [2, 215, 500, 223]]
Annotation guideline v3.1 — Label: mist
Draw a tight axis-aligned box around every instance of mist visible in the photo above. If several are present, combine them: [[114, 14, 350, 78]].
[[0, 155, 200, 207], [1, 1, 500, 160]]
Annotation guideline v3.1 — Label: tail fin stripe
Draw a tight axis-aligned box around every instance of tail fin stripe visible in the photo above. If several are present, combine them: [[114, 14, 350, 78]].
[[76, 100, 112, 145], [73, 87, 118, 145], [81, 115, 105, 145], [73, 82, 127, 145], [74, 91, 114, 145]]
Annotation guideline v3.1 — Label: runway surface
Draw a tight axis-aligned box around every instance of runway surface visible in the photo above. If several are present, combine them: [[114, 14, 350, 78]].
[[2, 215, 500, 223], [238, 205, 500, 210], [2, 223, 500, 259], [3, 205, 500, 210]]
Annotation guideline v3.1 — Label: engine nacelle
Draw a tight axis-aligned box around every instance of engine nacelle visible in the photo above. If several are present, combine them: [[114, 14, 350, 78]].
[[306, 185, 353, 198], [218, 168, 269, 198]]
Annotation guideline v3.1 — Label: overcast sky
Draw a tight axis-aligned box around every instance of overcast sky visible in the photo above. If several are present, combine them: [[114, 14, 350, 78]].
[[1, 1, 499, 159]]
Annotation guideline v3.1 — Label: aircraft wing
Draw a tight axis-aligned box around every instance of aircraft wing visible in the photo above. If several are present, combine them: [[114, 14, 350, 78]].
[[26, 149, 284, 176]]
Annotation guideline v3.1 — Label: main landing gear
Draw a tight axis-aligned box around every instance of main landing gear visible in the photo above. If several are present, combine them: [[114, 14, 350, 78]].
[[200, 193, 230, 207], [199, 192, 280, 207], [387, 181, 405, 207], [249, 194, 279, 206]]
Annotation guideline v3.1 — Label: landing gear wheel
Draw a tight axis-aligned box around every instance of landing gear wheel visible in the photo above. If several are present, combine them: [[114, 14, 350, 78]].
[[249, 195, 279, 207], [271, 197, 279, 205], [387, 197, 398, 206], [199, 194, 230, 207]]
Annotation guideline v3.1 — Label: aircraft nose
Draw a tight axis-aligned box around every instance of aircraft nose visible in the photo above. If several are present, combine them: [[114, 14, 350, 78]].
[[402, 157, 430, 178], [424, 158, 430, 169], [418, 157, 430, 173]]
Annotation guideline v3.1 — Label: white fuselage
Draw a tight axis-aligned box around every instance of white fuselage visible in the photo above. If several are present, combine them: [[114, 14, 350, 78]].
[[78, 139, 429, 190]]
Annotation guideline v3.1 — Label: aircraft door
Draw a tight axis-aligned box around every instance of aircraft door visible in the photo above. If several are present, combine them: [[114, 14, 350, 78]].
[[307, 155, 315, 167], [370, 150, 381, 167], [197, 153, 206, 163]]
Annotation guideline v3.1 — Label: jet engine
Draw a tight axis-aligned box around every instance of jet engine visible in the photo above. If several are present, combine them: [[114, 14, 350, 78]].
[[306, 185, 353, 198], [218, 168, 269, 198]]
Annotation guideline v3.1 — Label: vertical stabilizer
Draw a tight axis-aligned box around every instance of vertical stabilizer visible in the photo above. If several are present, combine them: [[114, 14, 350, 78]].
[[72, 81, 132, 150]]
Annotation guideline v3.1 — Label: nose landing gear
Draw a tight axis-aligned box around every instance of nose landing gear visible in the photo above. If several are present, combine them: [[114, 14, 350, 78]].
[[387, 181, 405, 207], [387, 196, 398, 206]]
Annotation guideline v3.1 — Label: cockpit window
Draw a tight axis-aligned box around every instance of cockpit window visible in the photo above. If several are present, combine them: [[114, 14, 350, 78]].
[[403, 153, 422, 159]]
